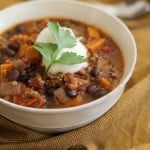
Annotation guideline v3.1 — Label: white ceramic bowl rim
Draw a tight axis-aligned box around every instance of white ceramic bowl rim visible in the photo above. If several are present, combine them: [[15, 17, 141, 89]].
[[0, 0, 137, 113]]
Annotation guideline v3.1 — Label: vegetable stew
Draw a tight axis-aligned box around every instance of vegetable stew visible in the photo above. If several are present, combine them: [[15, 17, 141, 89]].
[[0, 18, 124, 108]]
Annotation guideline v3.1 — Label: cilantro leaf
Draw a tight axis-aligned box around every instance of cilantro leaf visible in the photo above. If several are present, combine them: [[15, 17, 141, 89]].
[[34, 42, 57, 61], [55, 52, 86, 65], [48, 22, 76, 50]]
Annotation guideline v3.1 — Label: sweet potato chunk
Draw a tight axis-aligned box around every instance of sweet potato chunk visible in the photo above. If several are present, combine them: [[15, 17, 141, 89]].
[[16, 35, 29, 43], [18, 44, 28, 58], [87, 26, 100, 39], [99, 77, 112, 91], [63, 96, 83, 107], [0, 64, 14, 80], [86, 38, 105, 53], [25, 46, 41, 64], [18, 45, 41, 64]]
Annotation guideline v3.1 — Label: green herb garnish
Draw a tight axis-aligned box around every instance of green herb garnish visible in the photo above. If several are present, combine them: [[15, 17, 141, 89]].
[[34, 22, 86, 72]]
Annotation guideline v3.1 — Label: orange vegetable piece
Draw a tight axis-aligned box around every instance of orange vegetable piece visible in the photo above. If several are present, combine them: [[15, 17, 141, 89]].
[[63, 96, 83, 107], [18, 45, 41, 64], [18, 44, 28, 58], [17, 35, 29, 43], [99, 77, 112, 91], [86, 38, 105, 53], [0, 64, 14, 80], [25, 46, 41, 64], [0, 64, 14, 72], [87, 26, 100, 39]]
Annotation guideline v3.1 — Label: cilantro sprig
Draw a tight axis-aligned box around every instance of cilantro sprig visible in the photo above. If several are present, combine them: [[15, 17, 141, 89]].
[[34, 22, 86, 72]]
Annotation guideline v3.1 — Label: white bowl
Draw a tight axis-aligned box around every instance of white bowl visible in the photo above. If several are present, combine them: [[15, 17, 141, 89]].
[[0, 0, 136, 133]]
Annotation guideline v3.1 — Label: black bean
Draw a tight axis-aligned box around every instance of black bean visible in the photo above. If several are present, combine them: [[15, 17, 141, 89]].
[[15, 25, 26, 33], [5, 48, 16, 57], [90, 67, 100, 77], [8, 43, 20, 52], [46, 87, 56, 96], [8, 69, 20, 81], [66, 89, 78, 98], [18, 74, 28, 82], [18, 66, 36, 82], [86, 84, 99, 94], [92, 89, 107, 99], [27, 71, 36, 78], [29, 65, 37, 72], [37, 66, 45, 75], [26, 65, 37, 77]]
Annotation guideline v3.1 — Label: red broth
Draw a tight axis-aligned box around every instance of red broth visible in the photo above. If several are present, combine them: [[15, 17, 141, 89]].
[[0, 18, 124, 108]]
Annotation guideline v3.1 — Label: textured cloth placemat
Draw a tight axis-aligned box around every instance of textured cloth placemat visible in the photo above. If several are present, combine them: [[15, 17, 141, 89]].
[[0, 0, 150, 150]]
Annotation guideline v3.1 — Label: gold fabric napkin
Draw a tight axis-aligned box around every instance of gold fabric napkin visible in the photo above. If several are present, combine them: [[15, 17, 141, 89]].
[[0, 0, 150, 150]]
